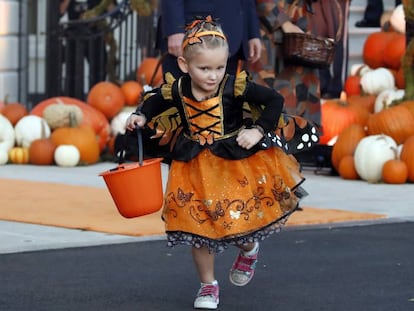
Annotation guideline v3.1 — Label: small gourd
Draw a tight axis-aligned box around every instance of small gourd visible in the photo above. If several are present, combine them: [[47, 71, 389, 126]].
[[54, 145, 80, 167], [9, 147, 30, 164]]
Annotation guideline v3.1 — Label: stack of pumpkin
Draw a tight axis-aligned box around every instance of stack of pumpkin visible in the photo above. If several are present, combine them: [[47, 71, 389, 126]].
[[324, 5, 414, 184], [0, 57, 162, 167]]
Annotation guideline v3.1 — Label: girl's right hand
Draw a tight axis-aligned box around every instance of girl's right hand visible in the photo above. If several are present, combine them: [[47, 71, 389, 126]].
[[125, 114, 146, 132]]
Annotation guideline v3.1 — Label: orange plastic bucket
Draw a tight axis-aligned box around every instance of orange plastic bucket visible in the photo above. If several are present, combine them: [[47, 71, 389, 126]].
[[100, 158, 164, 218], [99, 127, 164, 218]]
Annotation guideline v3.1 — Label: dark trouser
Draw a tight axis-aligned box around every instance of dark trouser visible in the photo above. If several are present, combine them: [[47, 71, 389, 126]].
[[364, 0, 401, 23]]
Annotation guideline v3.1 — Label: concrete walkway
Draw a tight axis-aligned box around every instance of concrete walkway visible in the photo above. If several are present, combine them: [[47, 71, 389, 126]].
[[1, 162, 413, 254]]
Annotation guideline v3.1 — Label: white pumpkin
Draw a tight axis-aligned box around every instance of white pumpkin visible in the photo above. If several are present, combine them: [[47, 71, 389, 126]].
[[350, 63, 372, 77], [360, 67, 395, 95], [110, 106, 137, 136], [374, 89, 405, 113], [0, 149, 8, 165], [354, 134, 397, 183], [14, 115, 51, 148], [390, 4, 405, 34], [54, 145, 80, 167], [0, 114, 15, 154]]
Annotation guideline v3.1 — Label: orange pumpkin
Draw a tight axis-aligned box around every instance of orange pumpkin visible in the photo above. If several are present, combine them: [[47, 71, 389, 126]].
[[363, 31, 397, 69], [121, 80, 143, 106], [344, 76, 362, 96], [383, 33, 405, 70], [367, 105, 414, 145], [347, 94, 376, 113], [401, 100, 414, 118], [51, 124, 100, 165], [331, 123, 367, 172], [382, 159, 408, 184], [1, 101, 29, 126], [320, 99, 369, 145], [400, 135, 414, 182], [31, 97, 110, 152], [136, 57, 163, 86], [338, 155, 359, 180], [87, 82, 125, 120], [29, 138, 57, 165]]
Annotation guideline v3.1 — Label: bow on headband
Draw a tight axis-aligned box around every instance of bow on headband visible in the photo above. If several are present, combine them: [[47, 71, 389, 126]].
[[182, 15, 227, 49]]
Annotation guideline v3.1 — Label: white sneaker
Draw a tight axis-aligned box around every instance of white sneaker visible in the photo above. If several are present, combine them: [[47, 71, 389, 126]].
[[193, 281, 219, 310], [229, 243, 259, 286]]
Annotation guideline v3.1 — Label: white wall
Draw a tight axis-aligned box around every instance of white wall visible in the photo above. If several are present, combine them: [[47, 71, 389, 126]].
[[0, 0, 22, 103]]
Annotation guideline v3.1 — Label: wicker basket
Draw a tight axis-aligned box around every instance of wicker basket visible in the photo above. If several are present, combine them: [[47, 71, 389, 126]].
[[282, 33, 336, 69]]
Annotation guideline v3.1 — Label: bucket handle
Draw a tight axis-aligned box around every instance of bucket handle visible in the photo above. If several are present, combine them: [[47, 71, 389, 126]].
[[137, 126, 143, 166], [116, 126, 144, 167]]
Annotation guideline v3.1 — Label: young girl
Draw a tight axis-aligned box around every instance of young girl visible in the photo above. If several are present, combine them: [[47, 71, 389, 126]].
[[126, 16, 307, 310]]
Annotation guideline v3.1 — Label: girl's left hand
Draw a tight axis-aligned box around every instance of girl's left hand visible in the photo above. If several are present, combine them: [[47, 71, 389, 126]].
[[236, 127, 263, 150]]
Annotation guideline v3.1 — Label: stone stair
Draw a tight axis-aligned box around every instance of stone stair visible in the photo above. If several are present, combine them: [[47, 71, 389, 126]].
[[348, 0, 397, 73]]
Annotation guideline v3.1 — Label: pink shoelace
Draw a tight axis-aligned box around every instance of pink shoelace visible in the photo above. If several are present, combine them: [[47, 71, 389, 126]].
[[198, 284, 219, 298]]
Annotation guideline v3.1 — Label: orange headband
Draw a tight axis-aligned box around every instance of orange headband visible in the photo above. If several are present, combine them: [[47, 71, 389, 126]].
[[182, 30, 227, 49]]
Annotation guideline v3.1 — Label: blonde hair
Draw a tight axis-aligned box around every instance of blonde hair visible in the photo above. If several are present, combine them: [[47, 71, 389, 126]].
[[181, 16, 228, 59]]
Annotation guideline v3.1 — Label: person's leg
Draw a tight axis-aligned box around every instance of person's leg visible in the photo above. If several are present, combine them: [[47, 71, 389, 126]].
[[192, 246, 219, 309], [229, 242, 259, 286], [192, 246, 216, 284], [238, 242, 257, 253], [355, 0, 383, 27], [364, 0, 383, 22]]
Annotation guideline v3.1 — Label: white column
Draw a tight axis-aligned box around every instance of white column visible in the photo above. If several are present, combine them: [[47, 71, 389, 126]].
[[0, 0, 27, 104]]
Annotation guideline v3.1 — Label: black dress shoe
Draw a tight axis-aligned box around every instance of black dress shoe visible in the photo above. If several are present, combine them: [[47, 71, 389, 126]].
[[355, 19, 381, 28]]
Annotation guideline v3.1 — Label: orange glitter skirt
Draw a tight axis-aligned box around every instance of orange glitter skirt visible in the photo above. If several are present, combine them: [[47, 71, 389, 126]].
[[162, 147, 306, 252]]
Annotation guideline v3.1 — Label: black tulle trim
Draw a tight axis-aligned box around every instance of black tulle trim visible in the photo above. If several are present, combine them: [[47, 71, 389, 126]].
[[165, 204, 299, 253]]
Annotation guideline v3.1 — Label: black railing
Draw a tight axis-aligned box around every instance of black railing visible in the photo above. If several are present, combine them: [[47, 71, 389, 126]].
[[29, 0, 158, 106]]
